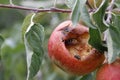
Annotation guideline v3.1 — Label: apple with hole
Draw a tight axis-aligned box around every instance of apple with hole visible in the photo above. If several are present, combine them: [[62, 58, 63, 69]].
[[48, 20, 105, 75]]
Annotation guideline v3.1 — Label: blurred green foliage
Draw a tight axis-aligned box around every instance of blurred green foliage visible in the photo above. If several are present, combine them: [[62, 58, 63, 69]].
[[0, 0, 82, 80]]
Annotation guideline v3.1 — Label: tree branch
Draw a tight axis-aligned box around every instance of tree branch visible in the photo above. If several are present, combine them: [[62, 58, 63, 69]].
[[0, 4, 71, 13], [0, 3, 119, 14]]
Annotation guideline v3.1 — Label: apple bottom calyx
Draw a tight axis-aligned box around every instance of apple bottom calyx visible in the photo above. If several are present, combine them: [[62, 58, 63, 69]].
[[48, 20, 105, 75]]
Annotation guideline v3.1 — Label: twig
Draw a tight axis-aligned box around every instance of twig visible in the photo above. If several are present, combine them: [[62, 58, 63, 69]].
[[0, 3, 119, 14], [0, 4, 71, 13]]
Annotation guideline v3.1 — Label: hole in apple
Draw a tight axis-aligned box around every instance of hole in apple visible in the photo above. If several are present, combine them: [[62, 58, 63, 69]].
[[64, 38, 78, 46], [62, 28, 92, 60]]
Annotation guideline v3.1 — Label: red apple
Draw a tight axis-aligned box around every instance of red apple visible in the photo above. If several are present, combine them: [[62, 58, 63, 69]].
[[48, 20, 105, 75], [96, 58, 120, 80]]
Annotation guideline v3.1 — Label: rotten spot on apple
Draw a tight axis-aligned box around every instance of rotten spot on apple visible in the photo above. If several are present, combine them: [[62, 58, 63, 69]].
[[61, 25, 91, 60]]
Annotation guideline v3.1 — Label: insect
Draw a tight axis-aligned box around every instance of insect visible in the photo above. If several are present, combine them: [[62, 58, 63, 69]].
[[74, 55, 81, 60]]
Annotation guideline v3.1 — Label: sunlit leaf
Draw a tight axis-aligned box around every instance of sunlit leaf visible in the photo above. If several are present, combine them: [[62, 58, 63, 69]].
[[71, 0, 87, 26], [106, 15, 120, 63], [93, 0, 108, 32]]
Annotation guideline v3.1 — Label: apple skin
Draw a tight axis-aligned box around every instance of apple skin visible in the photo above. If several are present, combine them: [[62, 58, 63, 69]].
[[96, 58, 120, 80], [48, 20, 105, 75]]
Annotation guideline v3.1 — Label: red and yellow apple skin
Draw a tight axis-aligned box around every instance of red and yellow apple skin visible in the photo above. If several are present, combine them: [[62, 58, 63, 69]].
[[48, 20, 105, 75], [96, 58, 120, 80]]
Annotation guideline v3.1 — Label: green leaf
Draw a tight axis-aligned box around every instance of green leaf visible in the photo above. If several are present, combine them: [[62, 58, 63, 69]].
[[22, 14, 45, 80], [80, 74, 93, 80], [89, 28, 107, 52], [25, 23, 44, 80], [71, 0, 87, 26], [106, 15, 120, 63], [92, 0, 108, 32]]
